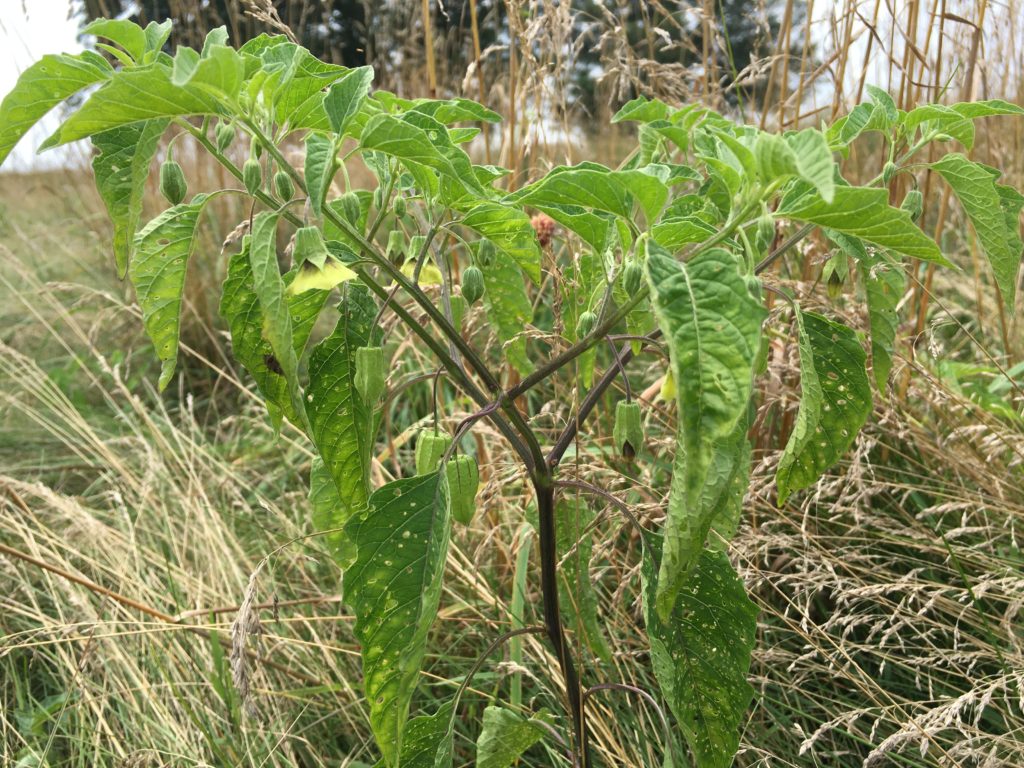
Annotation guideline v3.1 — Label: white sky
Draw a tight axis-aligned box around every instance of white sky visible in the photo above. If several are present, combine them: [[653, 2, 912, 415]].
[[1, 0, 84, 170]]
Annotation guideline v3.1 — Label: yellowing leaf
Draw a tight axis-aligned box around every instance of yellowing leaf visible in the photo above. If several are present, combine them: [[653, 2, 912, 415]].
[[400, 260, 443, 285]]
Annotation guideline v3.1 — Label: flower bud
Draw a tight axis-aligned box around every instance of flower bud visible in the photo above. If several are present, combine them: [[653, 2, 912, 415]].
[[159, 158, 187, 205], [461, 265, 485, 305]]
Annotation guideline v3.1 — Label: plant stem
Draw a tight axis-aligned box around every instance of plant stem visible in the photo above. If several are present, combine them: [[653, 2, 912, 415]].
[[532, 471, 590, 768]]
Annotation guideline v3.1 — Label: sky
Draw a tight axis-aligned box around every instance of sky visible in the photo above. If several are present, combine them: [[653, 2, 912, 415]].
[[1, 0, 84, 170]]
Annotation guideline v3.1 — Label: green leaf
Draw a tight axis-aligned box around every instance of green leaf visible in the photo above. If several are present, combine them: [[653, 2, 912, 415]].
[[371, 702, 454, 768], [931, 153, 1021, 308], [902, 104, 975, 148], [612, 95, 672, 124], [652, 217, 718, 251], [130, 194, 212, 389], [776, 309, 872, 505], [304, 132, 336, 218], [861, 250, 906, 390], [143, 20, 173, 56], [42, 65, 226, 148], [246, 212, 313, 425], [481, 246, 533, 375], [564, 249, 604, 388], [755, 128, 835, 202], [641, 540, 757, 768], [0, 51, 111, 165], [82, 19, 147, 62], [410, 97, 501, 124], [476, 706, 549, 768], [325, 66, 374, 135], [345, 473, 452, 766], [459, 202, 542, 283], [556, 499, 612, 663], [778, 185, 948, 264], [705, 419, 752, 550], [865, 85, 898, 128], [220, 240, 328, 428], [360, 113, 482, 196], [306, 286, 382, 567], [645, 244, 766, 619], [171, 44, 245, 98], [91, 119, 168, 277], [510, 164, 668, 223], [785, 129, 835, 203]]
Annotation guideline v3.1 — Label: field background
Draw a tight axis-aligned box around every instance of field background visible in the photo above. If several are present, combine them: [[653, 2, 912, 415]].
[[2, 1, 1023, 766]]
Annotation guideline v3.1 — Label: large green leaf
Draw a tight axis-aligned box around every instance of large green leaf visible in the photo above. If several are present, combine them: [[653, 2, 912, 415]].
[[0, 50, 111, 165], [480, 246, 533, 375], [304, 132, 336, 218], [359, 113, 482, 197], [652, 217, 718, 251], [931, 153, 1021, 308], [324, 66, 374, 135], [509, 164, 669, 224], [785, 129, 835, 203], [171, 44, 245, 98], [129, 194, 211, 390], [645, 244, 766, 620], [219, 240, 328, 429], [306, 285, 382, 566], [641, 540, 757, 768], [903, 99, 1024, 150], [82, 19, 148, 63], [475, 706, 549, 768], [861, 250, 906, 390], [371, 702, 454, 768], [556, 499, 611, 663], [91, 119, 168, 277], [459, 202, 542, 283], [345, 473, 452, 766], [776, 309, 872, 505], [41, 64, 227, 148], [778, 185, 947, 264]]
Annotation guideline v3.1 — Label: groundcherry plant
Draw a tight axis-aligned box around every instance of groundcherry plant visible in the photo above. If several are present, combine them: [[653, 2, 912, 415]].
[[4, 18, 1022, 768]]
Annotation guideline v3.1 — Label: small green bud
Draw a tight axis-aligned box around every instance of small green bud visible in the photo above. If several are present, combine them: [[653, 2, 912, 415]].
[[387, 230, 405, 260], [337, 191, 362, 225], [622, 259, 643, 297], [755, 213, 776, 252], [576, 310, 598, 339], [373, 186, 385, 211], [462, 265, 485, 305], [827, 268, 844, 300], [882, 161, 897, 184], [449, 293, 467, 331], [159, 158, 187, 205], [293, 226, 330, 268], [355, 346, 386, 403], [901, 189, 924, 223], [446, 454, 480, 525], [243, 158, 262, 196], [394, 196, 407, 218], [415, 429, 453, 475], [215, 121, 235, 152], [274, 170, 294, 201], [477, 238, 496, 267], [613, 401, 644, 460]]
